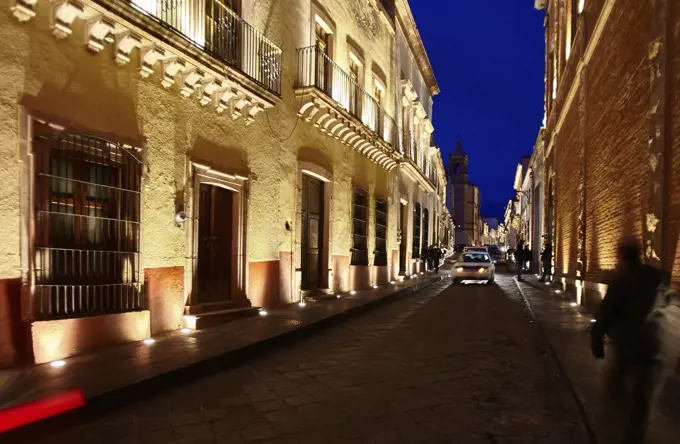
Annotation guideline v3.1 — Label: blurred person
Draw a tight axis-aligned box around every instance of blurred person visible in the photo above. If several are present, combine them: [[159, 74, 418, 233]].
[[590, 238, 680, 444], [515, 240, 525, 281], [540, 241, 552, 282]]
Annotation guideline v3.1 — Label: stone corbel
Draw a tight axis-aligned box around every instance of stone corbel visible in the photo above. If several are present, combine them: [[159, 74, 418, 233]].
[[200, 79, 224, 106], [85, 16, 115, 53], [11, 0, 38, 22], [422, 118, 434, 135], [244, 103, 265, 126], [161, 58, 187, 88], [413, 101, 427, 121], [232, 96, 252, 120], [180, 69, 204, 98], [216, 88, 239, 114], [52, 0, 85, 39], [401, 79, 418, 102], [115, 31, 142, 66], [139, 45, 164, 78]]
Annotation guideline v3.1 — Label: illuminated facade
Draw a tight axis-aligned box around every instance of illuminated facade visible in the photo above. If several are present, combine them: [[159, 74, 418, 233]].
[[537, 0, 680, 307], [0, 0, 447, 366]]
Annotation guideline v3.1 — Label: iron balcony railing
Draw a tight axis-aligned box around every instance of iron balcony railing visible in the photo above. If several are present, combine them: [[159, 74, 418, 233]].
[[122, 0, 282, 94], [296, 46, 398, 147]]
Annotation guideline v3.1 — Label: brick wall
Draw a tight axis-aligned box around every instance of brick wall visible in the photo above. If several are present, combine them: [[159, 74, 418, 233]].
[[547, 0, 654, 285]]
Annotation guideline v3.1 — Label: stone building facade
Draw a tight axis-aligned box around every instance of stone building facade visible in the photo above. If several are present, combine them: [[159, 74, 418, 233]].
[[0, 0, 447, 367], [535, 0, 680, 306]]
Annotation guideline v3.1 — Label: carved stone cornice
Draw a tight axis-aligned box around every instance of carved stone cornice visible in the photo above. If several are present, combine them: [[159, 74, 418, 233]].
[[11, 0, 277, 127], [395, 0, 439, 96], [295, 89, 398, 171]]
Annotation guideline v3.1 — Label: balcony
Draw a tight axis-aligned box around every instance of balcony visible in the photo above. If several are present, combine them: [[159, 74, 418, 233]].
[[398, 128, 435, 193], [295, 46, 399, 170], [11, 0, 282, 124], [124, 0, 281, 95]]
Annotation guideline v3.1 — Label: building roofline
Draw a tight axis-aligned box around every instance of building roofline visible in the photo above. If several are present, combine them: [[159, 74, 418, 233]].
[[395, 0, 440, 96]]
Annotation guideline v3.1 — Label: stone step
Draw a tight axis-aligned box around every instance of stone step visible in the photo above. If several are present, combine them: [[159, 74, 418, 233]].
[[184, 301, 248, 315], [182, 306, 261, 330]]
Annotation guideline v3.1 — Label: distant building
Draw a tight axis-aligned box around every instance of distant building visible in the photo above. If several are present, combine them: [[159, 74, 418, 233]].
[[448, 141, 481, 246]]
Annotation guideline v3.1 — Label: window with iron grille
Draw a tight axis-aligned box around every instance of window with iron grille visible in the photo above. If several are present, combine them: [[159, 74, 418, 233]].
[[422, 209, 429, 258], [351, 190, 369, 266], [413, 203, 421, 260], [33, 123, 143, 320], [374, 198, 388, 266]]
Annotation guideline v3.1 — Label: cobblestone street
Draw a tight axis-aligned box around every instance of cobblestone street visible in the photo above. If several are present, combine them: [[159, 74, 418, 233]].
[[6, 271, 595, 444]]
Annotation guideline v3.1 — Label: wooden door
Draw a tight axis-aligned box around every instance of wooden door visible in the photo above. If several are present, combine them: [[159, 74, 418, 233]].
[[399, 203, 407, 274], [301, 175, 324, 290], [197, 184, 234, 303]]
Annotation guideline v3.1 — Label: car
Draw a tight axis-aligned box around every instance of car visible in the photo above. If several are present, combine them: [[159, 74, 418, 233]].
[[452, 251, 495, 284], [464, 246, 488, 253], [486, 245, 505, 264]]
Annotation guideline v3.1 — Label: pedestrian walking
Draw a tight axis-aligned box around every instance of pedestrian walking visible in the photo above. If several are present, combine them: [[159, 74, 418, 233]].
[[540, 241, 552, 281], [429, 245, 442, 273], [590, 238, 680, 444], [515, 240, 525, 281]]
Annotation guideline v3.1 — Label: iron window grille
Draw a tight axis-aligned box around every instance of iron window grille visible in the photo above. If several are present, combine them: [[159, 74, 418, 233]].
[[422, 209, 429, 261], [351, 190, 369, 266], [413, 203, 421, 260], [374, 199, 388, 266], [32, 125, 143, 320]]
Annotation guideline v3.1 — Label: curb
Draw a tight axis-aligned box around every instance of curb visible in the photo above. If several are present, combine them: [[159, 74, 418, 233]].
[[4, 274, 447, 440], [513, 277, 599, 444]]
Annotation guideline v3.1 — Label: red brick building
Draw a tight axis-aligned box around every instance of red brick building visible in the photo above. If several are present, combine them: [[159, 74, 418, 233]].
[[537, 0, 679, 306]]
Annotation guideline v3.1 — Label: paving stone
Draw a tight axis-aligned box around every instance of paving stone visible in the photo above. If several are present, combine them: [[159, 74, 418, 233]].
[[239, 425, 277, 442], [19, 274, 620, 444]]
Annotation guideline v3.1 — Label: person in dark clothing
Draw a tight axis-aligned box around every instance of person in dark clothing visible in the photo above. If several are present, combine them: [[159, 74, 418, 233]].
[[590, 239, 666, 444], [540, 242, 552, 281], [429, 245, 442, 273], [515, 240, 525, 281]]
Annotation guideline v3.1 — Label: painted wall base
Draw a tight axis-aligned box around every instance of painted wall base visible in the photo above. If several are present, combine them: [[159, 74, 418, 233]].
[[31, 311, 151, 364]]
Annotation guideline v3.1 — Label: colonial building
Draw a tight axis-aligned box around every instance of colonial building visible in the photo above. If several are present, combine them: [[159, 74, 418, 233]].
[[535, 0, 680, 306], [529, 128, 546, 269], [514, 156, 531, 245], [448, 141, 480, 246], [0, 0, 446, 367]]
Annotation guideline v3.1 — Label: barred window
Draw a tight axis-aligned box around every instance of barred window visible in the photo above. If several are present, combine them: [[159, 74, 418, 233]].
[[352, 190, 369, 266], [413, 203, 421, 260], [422, 208, 429, 257], [374, 199, 388, 266], [33, 123, 143, 320]]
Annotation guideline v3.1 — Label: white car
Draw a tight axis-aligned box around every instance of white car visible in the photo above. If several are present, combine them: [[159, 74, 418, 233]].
[[452, 251, 495, 284]]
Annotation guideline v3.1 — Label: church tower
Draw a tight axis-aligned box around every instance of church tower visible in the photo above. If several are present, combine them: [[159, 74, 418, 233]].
[[448, 140, 468, 184]]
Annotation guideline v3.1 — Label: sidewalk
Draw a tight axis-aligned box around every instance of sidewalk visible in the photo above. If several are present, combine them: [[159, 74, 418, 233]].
[[514, 275, 680, 444], [0, 273, 444, 414]]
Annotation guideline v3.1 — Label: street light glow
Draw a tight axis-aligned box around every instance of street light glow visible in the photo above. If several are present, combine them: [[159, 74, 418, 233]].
[[143, 338, 155, 345], [50, 360, 66, 368]]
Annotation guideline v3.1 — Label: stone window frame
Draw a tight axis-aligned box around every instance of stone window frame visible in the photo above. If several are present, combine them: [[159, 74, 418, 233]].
[[18, 108, 148, 322], [311, 2, 336, 59]]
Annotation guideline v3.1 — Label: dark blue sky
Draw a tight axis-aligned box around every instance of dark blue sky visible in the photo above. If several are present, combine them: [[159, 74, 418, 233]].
[[410, 1, 546, 220]]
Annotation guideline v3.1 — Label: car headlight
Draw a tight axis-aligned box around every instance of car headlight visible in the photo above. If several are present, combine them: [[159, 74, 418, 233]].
[[456, 267, 464, 272], [478, 267, 487, 273]]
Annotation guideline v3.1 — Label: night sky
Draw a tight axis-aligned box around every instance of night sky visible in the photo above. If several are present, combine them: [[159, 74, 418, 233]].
[[410, 1, 546, 220]]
